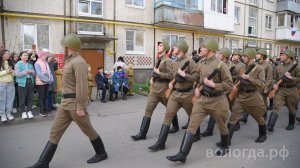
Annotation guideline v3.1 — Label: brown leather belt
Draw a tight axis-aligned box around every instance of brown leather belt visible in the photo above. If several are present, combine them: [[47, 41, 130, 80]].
[[240, 88, 257, 93], [279, 84, 296, 88], [201, 91, 223, 97], [62, 93, 76, 99]]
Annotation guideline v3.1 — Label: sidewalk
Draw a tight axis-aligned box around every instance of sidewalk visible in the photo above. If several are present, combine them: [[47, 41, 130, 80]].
[[0, 94, 299, 168]]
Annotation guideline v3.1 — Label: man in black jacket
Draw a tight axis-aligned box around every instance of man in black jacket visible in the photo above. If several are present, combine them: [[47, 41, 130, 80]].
[[95, 67, 109, 103]]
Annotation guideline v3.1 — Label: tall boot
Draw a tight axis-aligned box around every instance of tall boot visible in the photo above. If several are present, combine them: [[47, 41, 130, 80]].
[[255, 124, 267, 143], [194, 127, 201, 142], [131, 116, 151, 141], [266, 112, 278, 132], [181, 119, 189, 129], [268, 98, 273, 110], [114, 93, 118, 101], [216, 123, 235, 147], [27, 141, 57, 168], [234, 122, 240, 131], [296, 117, 300, 122], [166, 132, 194, 163], [263, 111, 268, 121], [240, 113, 249, 124], [286, 114, 295, 130], [148, 124, 170, 151], [87, 136, 108, 163], [216, 134, 229, 156], [169, 115, 179, 134], [200, 117, 215, 137]]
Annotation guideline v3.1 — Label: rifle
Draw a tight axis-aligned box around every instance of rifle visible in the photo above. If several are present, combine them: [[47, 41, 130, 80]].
[[229, 66, 235, 74], [228, 64, 256, 102], [150, 58, 162, 92], [191, 68, 220, 104], [268, 63, 298, 98], [165, 61, 190, 99]]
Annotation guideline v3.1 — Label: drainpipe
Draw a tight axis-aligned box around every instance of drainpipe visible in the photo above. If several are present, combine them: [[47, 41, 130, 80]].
[[0, 0, 5, 45], [113, 0, 116, 64], [63, 0, 66, 35]]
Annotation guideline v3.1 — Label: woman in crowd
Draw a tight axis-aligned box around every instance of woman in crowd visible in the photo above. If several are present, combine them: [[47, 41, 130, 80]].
[[0, 49, 15, 122], [15, 51, 35, 119], [111, 66, 129, 100], [113, 56, 127, 71], [35, 51, 53, 117], [10, 52, 19, 113], [47, 55, 58, 110]]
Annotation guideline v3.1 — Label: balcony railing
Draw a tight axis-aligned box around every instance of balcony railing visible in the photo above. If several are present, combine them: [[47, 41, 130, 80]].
[[276, 27, 300, 42], [277, 0, 300, 13], [154, 0, 199, 11]]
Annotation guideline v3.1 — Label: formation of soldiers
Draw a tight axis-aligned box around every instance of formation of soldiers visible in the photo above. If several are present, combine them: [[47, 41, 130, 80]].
[[131, 39, 300, 163]]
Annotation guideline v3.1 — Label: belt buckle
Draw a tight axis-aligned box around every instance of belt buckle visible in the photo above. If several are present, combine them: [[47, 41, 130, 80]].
[[203, 91, 210, 97]]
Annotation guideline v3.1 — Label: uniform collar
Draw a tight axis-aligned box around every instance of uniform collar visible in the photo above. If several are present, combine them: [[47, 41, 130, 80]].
[[65, 52, 79, 62], [204, 55, 217, 64]]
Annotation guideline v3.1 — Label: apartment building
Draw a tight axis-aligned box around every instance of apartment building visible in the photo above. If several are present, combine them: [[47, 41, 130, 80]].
[[0, 0, 299, 82]]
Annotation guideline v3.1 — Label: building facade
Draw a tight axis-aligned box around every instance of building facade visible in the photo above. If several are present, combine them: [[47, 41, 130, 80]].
[[0, 0, 300, 83]]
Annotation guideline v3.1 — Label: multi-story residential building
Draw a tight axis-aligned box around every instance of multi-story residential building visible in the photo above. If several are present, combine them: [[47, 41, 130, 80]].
[[0, 0, 299, 83]]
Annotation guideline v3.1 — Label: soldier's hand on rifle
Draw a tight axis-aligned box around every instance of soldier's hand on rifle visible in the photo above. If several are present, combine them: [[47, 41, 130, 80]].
[[153, 68, 160, 74], [195, 87, 200, 97], [178, 69, 186, 77], [241, 74, 249, 80], [169, 82, 174, 90], [76, 110, 86, 117], [284, 72, 292, 79], [273, 84, 278, 90], [204, 78, 215, 88]]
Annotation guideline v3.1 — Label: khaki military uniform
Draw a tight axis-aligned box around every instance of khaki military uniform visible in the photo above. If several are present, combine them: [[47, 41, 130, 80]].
[[273, 61, 300, 114], [186, 56, 233, 135], [229, 63, 266, 125], [144, 54, 173, 118], [88, 72, 94, 100], [126, 68, 135, 95], [49, 53, 98, 144], [258, 61, 273, 108], [232, 60, 246, 83], [163, 56, 199, 125]]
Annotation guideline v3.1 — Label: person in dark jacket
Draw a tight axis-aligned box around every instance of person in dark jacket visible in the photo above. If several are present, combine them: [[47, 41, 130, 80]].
[[95, 67, 108, 103]]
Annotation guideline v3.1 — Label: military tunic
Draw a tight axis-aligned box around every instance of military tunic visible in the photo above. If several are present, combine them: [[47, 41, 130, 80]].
[[258, 61, 273, 108]]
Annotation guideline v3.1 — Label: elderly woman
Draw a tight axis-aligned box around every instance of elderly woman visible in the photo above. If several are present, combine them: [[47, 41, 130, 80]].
[[15, 51, 35, 119], [111, 66, 129, 100], [0, 49, 15, 122]]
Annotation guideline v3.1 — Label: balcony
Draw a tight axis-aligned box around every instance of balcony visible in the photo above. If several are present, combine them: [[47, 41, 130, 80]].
[[276, 27, 300, 42], [277, 0, 300, 13], [154, 0, 204, 31]]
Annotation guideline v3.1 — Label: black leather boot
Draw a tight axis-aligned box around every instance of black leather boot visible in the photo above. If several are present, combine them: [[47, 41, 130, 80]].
[[240, 113, 249, 124], [148, 124, 170, 151], [194, 127, 201, 142], [131, 116, 151, 141], [267, 98, 273, 110], [286, 114, 295, 130], [266, 112, 278, 132], [296, 117, 300, 122], [87, 136, 108, 163], [234, 122, 240, 131], [216, 134, 229, 156], [216, 123, 234, 147], [166, 132, 194, 163], [200, 117, 215, 137], [27, 141, 57, 168], [255, 124, 267, 143], [263, 111, 268, 121], [182, 119, 189, 129], [169, 115, 179, 134]]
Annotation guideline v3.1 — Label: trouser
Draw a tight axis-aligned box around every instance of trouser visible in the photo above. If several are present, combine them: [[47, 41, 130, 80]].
[[49, 107, 99, 144], [144, 91, 168, 118], [163, 91, 193, 126], [273, 87, 299, 115], [0, 82, 15, 116], [88, 86, 93, 100], [98, 85, 107, 100], [128, 79, 134, 94], [18, 79, 34, 112], [230, 98, 266, 126], [187, 95, 229, 135], [48, 91, 54, 109], [36, 85, 50, 114], [53, 91, 57, 104], [13, 82, 19, 108]]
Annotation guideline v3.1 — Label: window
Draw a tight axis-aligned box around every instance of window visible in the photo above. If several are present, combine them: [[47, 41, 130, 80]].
[[22, 23, 49, 50], [211, 0, 228, 14], [278, 14, 285, 27], [248, 7, 258, 36], [162, 34, 186, 49], [234, 6, 240, 24], [265, 43, 272, 56], [125, 0, 145, 8], [247, 40, 257, 47], [265, 15, 272, 30], [287, 13, 300, 28], [229, 39, 239, 52], [249, 0, 258, 5], [77, 22, 104, 35], [292, 47, 300, 58], [126, 30, 145, 54], [78, 0, 103, 17]]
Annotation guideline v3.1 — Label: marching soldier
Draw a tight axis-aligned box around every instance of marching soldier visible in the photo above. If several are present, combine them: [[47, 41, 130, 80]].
[[216, 48, 267, 149], [240, 48, 273, 123], [231, 49, 246, 83], [27, 34, 107, 168], [131, 40, 179, 141], [148, 40, 200, 152], [267, 49, 300, 132], [200, 47, 232, 137], [167, 39, 233, 163]]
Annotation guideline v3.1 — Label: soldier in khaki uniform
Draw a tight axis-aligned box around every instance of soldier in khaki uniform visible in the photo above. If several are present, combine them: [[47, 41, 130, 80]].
[[267, 49, 300, 132], [167, 39, 233, 163], [200, 47, 233, 137], [148, 40, 200, 152], [28, 34, 107, 168], [217, 48, 267, 149], [240, 48, 273, 123], [231, 49, 246, 83], [131, 40, 179, 141]]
